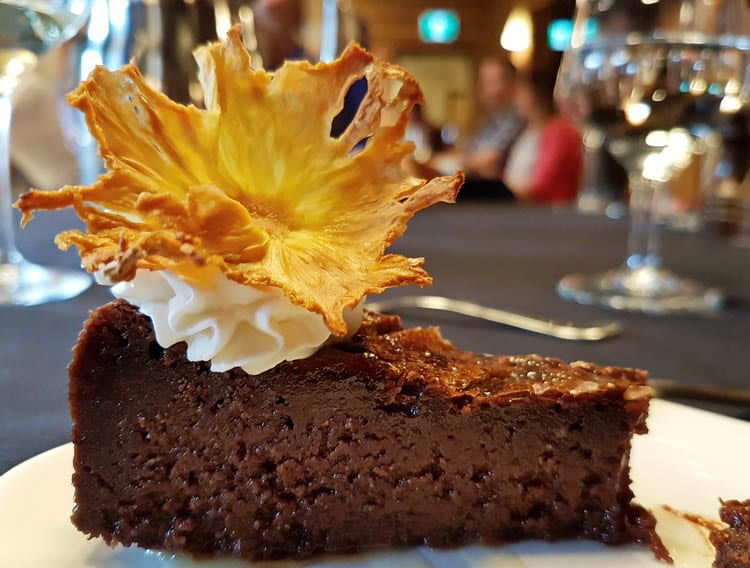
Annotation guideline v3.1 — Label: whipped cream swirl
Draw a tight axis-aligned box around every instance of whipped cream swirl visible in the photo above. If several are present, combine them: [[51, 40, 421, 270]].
[[98, 267, 363, 375]]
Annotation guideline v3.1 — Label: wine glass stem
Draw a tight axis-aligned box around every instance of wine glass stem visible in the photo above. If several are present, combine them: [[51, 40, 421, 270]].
[[626, 176, 662, 270], [0, 94, 20, 265]]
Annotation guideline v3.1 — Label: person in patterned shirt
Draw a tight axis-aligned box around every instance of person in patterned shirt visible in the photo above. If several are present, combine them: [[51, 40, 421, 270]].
[[461, 56, 525, 180], [405, 56, 524, 199]]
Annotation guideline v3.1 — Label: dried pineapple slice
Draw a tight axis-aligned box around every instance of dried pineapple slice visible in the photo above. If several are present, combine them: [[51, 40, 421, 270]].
[[16, 27, 463, 335]]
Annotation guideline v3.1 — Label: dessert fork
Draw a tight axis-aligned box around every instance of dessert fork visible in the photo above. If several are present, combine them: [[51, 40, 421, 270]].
[[366, 295, 622, 341]]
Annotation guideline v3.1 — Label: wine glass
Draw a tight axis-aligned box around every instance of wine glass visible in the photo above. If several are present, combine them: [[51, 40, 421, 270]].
[[0, 0, 92, 305], [555, 0, 750, 313]]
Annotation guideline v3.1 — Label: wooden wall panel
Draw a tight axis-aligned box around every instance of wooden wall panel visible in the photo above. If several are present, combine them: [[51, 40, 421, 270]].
[[352, 0, 511, 61], [349, 0, 559, 129]]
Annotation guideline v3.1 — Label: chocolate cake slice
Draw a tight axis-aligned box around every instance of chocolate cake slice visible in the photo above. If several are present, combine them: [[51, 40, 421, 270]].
[[70, 300, 654, 561]]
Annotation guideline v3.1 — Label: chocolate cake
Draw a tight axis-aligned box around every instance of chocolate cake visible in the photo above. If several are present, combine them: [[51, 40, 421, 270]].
[[69, 300, 654, 561], [16, 28, 659, 562], [711, 500, 750, 568]]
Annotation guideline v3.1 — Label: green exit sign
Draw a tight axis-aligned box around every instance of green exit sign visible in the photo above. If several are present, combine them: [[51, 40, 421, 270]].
[[418, 9, 460, 44]]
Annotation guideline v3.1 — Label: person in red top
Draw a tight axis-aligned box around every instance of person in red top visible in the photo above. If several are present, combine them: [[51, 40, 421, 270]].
[[504, 72, 583, 204]]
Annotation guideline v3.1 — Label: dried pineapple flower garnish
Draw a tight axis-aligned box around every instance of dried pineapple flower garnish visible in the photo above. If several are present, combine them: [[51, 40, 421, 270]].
[[16, 27, 463, 335]]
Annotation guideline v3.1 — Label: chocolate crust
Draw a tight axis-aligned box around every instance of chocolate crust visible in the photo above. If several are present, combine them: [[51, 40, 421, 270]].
[[69, 300, 652, 560]]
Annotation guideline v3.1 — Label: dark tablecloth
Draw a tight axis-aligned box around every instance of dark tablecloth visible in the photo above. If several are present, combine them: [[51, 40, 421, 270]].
[[1, 203, 749, 474]]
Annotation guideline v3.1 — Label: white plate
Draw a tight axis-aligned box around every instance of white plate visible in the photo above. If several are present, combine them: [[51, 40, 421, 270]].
[[0, 400, 747, 568]]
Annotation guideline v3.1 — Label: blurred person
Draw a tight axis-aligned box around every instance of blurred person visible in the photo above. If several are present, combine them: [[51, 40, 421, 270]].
[[405, 104, 444, 163], [253, 0, 305, 70], [459, 56, 524, 179], [416, 56, 522, 200], [503, 72, 583, 204], [250, 0, 370, 140]]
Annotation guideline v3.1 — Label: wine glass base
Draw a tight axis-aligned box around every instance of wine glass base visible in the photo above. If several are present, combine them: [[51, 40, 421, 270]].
[[0, 258, 92, 306], [557, 265, 723, 314]]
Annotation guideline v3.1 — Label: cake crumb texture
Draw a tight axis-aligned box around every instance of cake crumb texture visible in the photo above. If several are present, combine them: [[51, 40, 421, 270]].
[[69, 300, 652, 561], [712, 500, 750, 568]]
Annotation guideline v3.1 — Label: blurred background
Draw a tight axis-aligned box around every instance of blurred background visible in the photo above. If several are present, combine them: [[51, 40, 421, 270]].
[[10, 0, 749, 243], [12, 0, 594, 202]]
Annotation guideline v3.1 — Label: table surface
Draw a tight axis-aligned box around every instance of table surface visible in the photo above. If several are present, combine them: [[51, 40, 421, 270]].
[[2, 203, 749, 475]]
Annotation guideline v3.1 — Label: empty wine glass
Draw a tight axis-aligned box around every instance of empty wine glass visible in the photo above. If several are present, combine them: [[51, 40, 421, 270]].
[[556, 0, 750, 313], [0, 0, 92, 305]]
